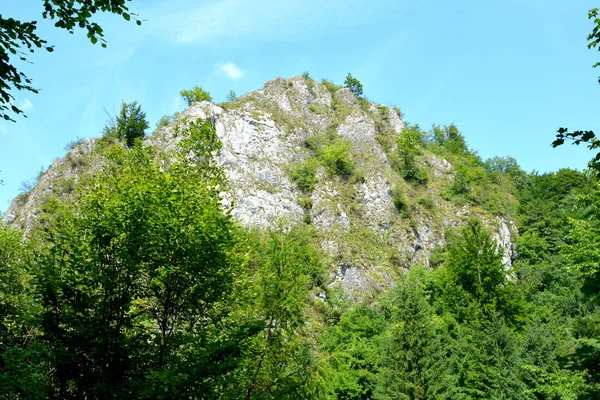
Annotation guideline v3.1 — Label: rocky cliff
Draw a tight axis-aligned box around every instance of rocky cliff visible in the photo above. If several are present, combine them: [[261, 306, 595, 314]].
[[3, 76, 517, 297]]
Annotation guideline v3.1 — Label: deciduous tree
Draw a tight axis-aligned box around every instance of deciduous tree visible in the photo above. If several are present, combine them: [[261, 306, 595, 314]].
[[344, 73, 363, 98]]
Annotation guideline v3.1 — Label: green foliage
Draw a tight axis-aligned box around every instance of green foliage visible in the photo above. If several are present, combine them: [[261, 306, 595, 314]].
[[226, 89, 238, 102], [417, 195, 435, 210], [180, 85, 213, 105], [436, 219, 513, 319], [457, 317, 531, 398], [319, 138, 356, 178], [35, 119, 239, 398], [425, 125, 517, 216], [301, 71, 311, 79], [54, 177, 75, 194], [395, 124, 428, 184], [444, 163, 475, 200], [558, 183, 600, 297], [319, 305, 385, 399], [63, 136, 85, 151], [241, 226, 327, 399], [516, 169, 590, 251], [291, 158, 319, 192], [156, 114, 173, 128], [6, 69, 600, 398], [393, 106, 403, 120], [553, 127, 600, 176], [376, 269, 454, 400], [65, 151, 90, 168], [321, 78, 340, 96], [103, 101, 149, 148], [391, 186, 409, 217], [0, 1, 141, 121], [308, 102, 329, 115], [300, 133, 359, 182], [430, 123, 469, 155], [358, 97, 371, 113], [552, 9, 600, 176], [588, 7, 600, 73], [484, 156, 522, 177], [344, 73, 364, 98], [0, 225, 47, 398]]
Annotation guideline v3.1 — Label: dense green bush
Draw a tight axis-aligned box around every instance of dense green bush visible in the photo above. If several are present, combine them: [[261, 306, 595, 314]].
[[156, 114, 173, 128], [344, 73, 363, 98], [319, 138, 355, 178], [320, 78, 340, 96], [102, 101, 149, 148], [391, 186, 409, 217], [0, 225, 47, 398], [180, 85, 212, 105], [301, 133, 359, 181], [396, 124, 428, 184], [291, 159, 318, 192], [430, 123, 469, 155]]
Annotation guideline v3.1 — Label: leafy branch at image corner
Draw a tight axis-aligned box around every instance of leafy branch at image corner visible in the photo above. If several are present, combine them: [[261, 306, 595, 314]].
[[552, 8, 600, 174], [0, 0, 142, 122]]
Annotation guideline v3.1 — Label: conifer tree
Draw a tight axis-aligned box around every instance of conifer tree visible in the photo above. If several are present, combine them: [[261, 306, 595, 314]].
[[376, 268, 454, 400]]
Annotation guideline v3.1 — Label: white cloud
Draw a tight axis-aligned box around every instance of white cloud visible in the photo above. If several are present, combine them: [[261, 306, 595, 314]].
[[215, 62, 244, 80], [20, 98, 33, 111]]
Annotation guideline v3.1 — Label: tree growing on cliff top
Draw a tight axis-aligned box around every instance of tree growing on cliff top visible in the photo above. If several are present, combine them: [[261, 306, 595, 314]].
[[344, 73, 363, 98], [102, 101, 149, 148], [180, 86, 213, 106]]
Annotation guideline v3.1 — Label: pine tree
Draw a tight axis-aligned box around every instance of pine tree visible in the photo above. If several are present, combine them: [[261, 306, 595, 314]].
[[376, 268, 454, 400]]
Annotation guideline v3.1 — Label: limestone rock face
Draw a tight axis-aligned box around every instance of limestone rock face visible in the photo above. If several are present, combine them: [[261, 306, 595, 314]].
[[3, 76, 518, 298], [3, 138, 98, 234], [493, 216, 517, 269]]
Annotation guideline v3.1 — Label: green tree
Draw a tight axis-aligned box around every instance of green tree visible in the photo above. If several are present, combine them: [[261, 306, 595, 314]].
[[0, 225, 47, 398], [227, 90, 238, 102], [520, 323, 589, 400], [344, 73, 363, 98], [0, 1, 141, 121], [320, 304, 385, 399], [36, 118, 240, 398], [436, 219, 514, 321], [455, 317, 530, 399], [484, 156, 523, 179], [103, 101, 149, 147], [396, 124, 428, 184], [156, 114, 173, 128], [241, 226, 326, 400], [319, 138, 356, 178], [180, 86, 212, 106], [376, 269, 454, 400], [431, 124, 469, 155]]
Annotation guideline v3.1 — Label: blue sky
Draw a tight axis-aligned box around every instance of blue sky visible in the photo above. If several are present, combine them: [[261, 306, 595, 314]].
[[1, 0, 599, 211]]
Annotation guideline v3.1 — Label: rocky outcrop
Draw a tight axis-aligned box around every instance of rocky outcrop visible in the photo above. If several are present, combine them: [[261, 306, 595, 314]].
[[3, 76, 518, 298]]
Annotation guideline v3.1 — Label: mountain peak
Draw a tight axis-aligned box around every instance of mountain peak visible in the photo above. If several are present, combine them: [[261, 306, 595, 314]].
[[3, 75, 516, 297]]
